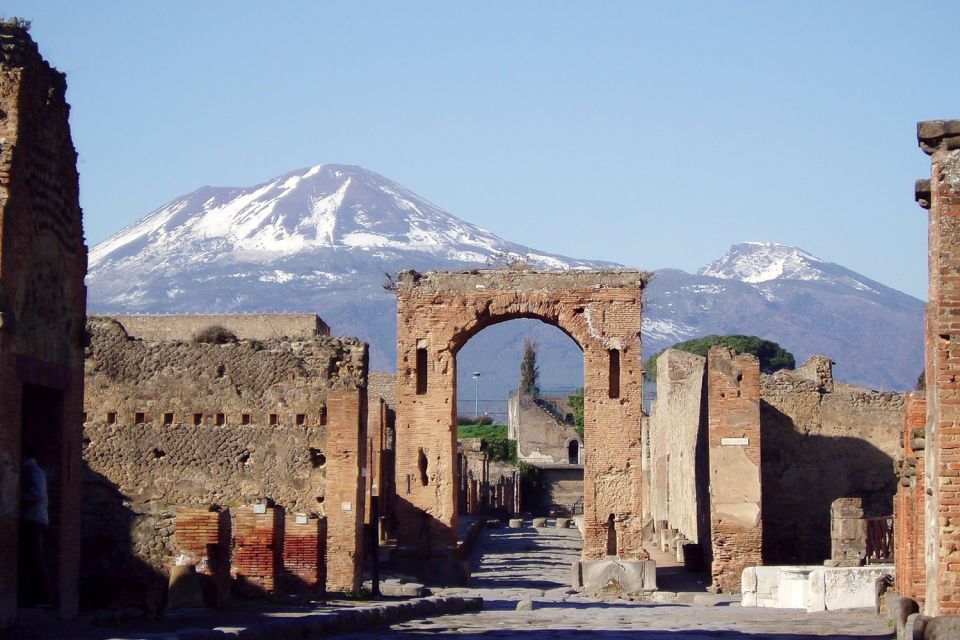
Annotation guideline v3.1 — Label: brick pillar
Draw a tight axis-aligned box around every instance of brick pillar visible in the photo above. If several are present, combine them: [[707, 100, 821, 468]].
[[707, 346, 762, 593], [233, 505, 282, 594], [895, 392, 927, 603], [324, 387, 367, 593], [282, 514, 326, 594], [174, 506, 231, 607], [918, 120, 960, 615]]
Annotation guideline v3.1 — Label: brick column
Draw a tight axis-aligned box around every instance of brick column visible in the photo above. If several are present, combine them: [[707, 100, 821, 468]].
[[174, 506, 231, 606], [918, 120, 960, 615], [324, 387, 366, 593], [707, 347, 762, 593], [232, 505, 282, 594], [282, 514, 326, 594], [895, 392, 927, 603]]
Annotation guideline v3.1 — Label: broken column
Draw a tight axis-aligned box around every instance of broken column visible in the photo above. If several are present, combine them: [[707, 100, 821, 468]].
[[707, 347, 763, 594], [828, 498, 866, 567]]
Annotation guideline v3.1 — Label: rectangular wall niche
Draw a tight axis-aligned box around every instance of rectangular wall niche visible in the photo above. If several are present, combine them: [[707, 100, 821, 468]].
[[416, 347, 428, 395], [608, 348, 621, 399]]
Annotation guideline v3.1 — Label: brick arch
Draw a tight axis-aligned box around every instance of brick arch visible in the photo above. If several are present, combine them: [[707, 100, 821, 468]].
[[394, 269, 649, 567]]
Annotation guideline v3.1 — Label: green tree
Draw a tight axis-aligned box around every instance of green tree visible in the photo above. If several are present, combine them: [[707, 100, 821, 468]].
[[917, 371, 926, 391], [519, 338, 540, 395], [568, 388, 584, 439], [644, 334, 795, 380]]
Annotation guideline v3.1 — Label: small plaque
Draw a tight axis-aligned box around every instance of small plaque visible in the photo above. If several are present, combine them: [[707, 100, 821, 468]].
[[721, 437, 749, 446], [341, 501, 353, 512], [253, 503, 267, 514], [295, 513, 309, 525]]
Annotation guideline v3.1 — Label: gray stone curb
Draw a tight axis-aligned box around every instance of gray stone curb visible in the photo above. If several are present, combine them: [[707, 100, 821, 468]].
[[113, 596, 483, 640]]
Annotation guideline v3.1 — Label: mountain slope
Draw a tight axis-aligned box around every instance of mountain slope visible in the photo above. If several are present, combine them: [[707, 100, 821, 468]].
[[87, 166, 924, 394]]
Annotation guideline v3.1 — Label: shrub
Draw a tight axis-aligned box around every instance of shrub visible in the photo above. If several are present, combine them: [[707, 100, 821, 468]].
[[644, 334, 795, 380], [191, 325, 238, 344]]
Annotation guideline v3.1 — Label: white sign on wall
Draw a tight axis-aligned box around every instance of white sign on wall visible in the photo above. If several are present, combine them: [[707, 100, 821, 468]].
[[720, 437, 749, 446]]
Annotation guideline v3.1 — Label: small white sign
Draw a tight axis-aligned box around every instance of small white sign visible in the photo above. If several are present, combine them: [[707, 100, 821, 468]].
[[721, 437, 749, 446], [341, 501, 353, 512], [295, 514, 309, 525], [253, 503, 267, 514]]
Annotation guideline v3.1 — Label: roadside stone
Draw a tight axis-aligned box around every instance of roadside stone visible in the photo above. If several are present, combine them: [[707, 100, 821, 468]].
[[532, 517, 548, 528], [516, 598, 535, 611], [509, 518, 524, 528]]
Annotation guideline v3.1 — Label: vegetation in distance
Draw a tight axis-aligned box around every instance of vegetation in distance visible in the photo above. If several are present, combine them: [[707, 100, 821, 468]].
[[457, 420, 517, 464], [644, 334, 796, 380]]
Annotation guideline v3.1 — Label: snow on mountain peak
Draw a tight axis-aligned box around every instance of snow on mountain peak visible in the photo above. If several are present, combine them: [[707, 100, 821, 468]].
[[697, 242, 826, 284], [88, 163, 610, 277]]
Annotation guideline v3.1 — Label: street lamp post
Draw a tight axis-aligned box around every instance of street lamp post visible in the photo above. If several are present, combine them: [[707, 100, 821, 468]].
[[472, 372, 481, 420]]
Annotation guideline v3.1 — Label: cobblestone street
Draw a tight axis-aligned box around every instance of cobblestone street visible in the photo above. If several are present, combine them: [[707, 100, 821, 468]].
[[344, 524, 893, 639]]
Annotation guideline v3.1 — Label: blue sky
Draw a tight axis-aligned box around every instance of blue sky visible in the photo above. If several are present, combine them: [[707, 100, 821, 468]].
[[9, 2, 954, 298]]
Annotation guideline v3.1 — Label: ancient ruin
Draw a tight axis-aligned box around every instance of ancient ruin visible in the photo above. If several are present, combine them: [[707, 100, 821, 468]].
[[0, 22, 88, 624], [394, 268, 650, 586], [81, 315, 374, 603], [645, 348, 903, 592]]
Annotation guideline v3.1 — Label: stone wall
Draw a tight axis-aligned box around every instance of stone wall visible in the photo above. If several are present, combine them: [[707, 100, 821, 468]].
[[646, 349, 708, 548], [707, 347, 763, 594], [760, 357, 903, 565], [107, 313, 329, 341], [0, 22, 88, 624], [395, 268, 649, 563], [82, 317, 368, 600], [509, 392, 582, 465]]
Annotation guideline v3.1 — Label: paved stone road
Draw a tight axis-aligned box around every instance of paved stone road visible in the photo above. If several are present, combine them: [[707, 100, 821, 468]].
[[342, 524, 894, 639]]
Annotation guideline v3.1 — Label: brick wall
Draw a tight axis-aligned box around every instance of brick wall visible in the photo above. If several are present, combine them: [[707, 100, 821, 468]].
[[282, 515, 326, 592], [707, 347, 762, 593], [895, 392, 926, 604], [174, 507, 231, 607], [395, 269, 649, 561], [0, 22, 88, 625], [232, 506, 282, 594], [918, 120, 960, 615]]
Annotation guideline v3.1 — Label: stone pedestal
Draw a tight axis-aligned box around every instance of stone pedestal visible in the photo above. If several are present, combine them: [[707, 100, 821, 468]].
[[571, 559, 657, 595]]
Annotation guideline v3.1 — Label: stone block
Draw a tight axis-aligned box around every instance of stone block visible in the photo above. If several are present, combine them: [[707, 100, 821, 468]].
[[167, 565, 205, 610], [555, 518, 571, 529], [532, 517, 548, 528], [924, 616, 960, 640], [806, 566, 894, 612], [389, 557, 471, 587], [508, 518, 524, 528], [905, 613, 930, 640], [571, 559, 657, 595]]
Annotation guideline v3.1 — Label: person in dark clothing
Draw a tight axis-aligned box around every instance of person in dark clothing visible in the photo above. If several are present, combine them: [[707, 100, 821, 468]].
[[19, 443, 51, 608]]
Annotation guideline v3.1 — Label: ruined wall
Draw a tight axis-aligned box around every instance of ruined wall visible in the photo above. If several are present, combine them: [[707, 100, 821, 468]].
[[760, 356, 903, 565], [395, 268, 648, 562], [0, 23, 87, 624], [646, 349, 707, 547], [895, 392, 926, 604], [82, 318, 368, 598], [917, 119, 960, 615], [707, 347, 762, 594], [511, 392, 582, 465], [107, 313, 329, 341]]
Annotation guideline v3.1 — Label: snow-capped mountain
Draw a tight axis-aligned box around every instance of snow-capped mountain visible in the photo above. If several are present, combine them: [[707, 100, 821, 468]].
[[87, 165, 924, 394]]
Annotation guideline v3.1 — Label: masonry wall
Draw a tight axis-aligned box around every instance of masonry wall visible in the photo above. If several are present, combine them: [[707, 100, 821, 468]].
[[510, 392, 582, 465], [107, 313, 329, 341], [707, 347, 763, 594], [395, 269, 648, 561], [895, 392, 926, 604], [918, 119, 960, 615], [82, 317, 368, 600], [646, 349, 708, 547], [760, 357, 903, 564], [0, 23, 88, 625]]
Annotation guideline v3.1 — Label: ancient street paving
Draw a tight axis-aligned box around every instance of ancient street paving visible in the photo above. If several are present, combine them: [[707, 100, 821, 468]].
[[343, 524, 894, 640]]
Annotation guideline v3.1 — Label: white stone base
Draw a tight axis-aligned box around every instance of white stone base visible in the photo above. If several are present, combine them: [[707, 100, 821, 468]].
[[571, 559, 657, 595], [741, 564, 894, 612]]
